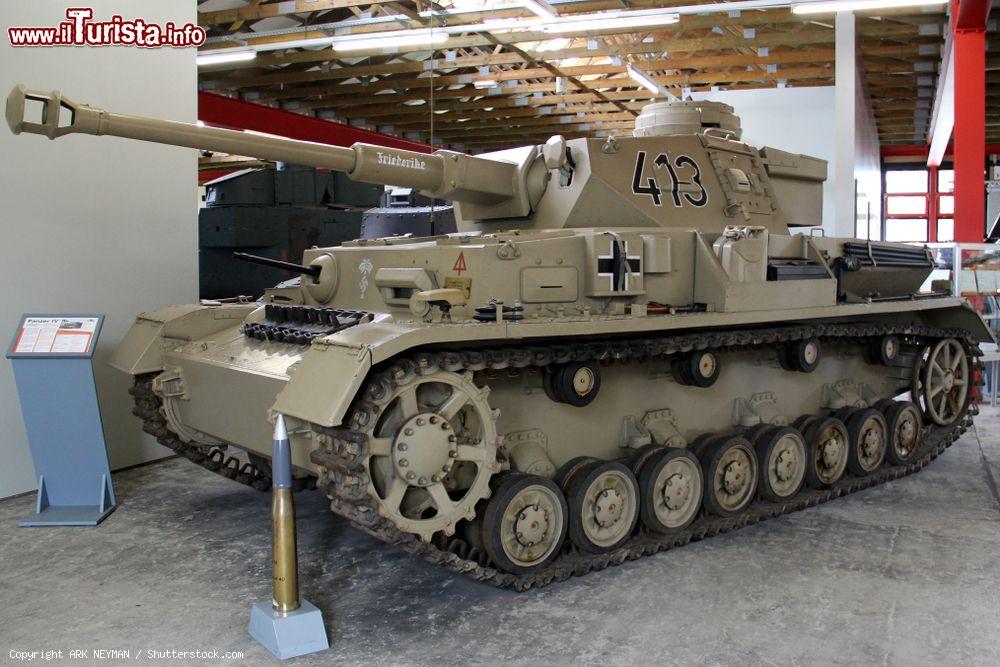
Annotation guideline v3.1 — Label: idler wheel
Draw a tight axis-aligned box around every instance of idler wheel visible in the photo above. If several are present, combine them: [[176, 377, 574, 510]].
[[883, 401, 922, 466], [638, 448, 703, 533], [753, 426, 807, 502], [673, 350, 720, 388], [701, 435, 758, 516], [916, 338, 971, 426], [546, 361, 601, 407], [782, 337, 821, 373], [803, 417, 849, 488], [566, 460, 640, 553], [845, 408, 888, 477], [482, 473, 568, 575]]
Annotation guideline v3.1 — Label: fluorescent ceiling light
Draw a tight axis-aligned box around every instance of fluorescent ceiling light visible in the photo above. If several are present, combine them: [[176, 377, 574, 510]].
[[791, 0, 947, 15], [542, 13, 679, 33], [333, 32, 449, 52], [521, 0, 558, 18], [536, 37, 571, 52], [474, 79, 499, 88], [200, 8, 682, 57], [627, 64, 666, 95], [196, 50, 256, 66]]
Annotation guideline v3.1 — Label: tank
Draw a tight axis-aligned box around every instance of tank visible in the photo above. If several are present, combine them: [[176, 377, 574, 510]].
[[7, 85, 993, 589], [360, 187, 457, 240], [200, 164, 381, 299]]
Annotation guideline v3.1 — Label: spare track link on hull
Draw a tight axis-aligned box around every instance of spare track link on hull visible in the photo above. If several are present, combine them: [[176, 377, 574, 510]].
[[130, 380, 316, 493], [310, 321, 983, 591]]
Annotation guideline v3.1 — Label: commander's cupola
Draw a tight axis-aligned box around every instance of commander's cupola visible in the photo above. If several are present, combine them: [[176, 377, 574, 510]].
[[632, 100, 742, 140]]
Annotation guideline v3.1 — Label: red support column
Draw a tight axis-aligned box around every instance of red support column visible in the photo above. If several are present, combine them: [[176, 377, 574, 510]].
[[929, 165, 939, 242], [952, 0, 989, 242]]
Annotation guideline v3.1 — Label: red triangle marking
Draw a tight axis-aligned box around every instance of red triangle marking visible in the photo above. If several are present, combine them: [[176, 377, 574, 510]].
[[453, 251, 467, 275]]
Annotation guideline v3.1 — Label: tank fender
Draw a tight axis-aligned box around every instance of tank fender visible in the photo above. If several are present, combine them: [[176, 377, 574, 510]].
[[272, 341, 372, 428], [272, 318, 507, 428], [109, 303, 258, 375], [916, 301, 995, 344]]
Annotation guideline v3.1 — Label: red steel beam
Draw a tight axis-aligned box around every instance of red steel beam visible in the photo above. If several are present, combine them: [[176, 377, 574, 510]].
[[197, 92, 433, 154], [952, 0, 987, 242], [954, 0, 990, 31], [198, 168, 240, 185]]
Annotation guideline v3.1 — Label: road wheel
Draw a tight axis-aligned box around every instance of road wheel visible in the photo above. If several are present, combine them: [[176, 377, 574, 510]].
[[755, 426, 807, 502], [566, 461, 640, 553], [846, 409, 888, 476], [701, 435, 758, 516], [482, 473, 568, 574], [553, 456, 596, 492], [883, 401, 922, 466], [638, 448, 703, 533], [629, 444, 667, 479], [803, 417, 849, 488]]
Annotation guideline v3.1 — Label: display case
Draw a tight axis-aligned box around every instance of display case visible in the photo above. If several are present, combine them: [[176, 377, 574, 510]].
[[921, 243, 1000, 404]]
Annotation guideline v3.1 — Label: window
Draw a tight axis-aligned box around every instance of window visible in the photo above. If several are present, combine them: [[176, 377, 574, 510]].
[[886, 219, 928, 242], [886, 170, 928, 194], [938, 169, 954, 194], [883, 169, 929, 243], [937, 219, 954, 242], [886, 196, 927, 216]]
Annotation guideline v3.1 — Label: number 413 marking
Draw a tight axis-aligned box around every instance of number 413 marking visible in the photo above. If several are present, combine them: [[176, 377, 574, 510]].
[[631, 151, 709, 208]]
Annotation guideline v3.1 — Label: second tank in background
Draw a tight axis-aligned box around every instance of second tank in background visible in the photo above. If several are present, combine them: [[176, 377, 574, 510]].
[[199, 164, 381, 299]]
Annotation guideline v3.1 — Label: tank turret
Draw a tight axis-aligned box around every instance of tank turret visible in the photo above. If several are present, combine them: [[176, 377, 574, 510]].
[[7, 85, 825, 233]]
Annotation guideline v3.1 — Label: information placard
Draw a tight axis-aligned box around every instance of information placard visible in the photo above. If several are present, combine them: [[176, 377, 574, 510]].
[[7, 315, 103, 359], [6, 313, 115, 526]]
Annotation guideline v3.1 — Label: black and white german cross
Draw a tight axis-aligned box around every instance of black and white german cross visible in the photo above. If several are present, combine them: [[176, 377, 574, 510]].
[[597, 239, 641, 291]]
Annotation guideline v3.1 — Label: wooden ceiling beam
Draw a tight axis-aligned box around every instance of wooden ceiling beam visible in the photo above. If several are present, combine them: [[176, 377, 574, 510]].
[[391, 109, 636, 132], [202, 8, 813, 60], [261, 49, 844, 103], [202, 4, 944, 56], [427, 121, 634, 142], [359, 101, 643, 125], [206, 24, 932, 91], [319, 74, 844, 122], [199, 0, 400, 28], [214, 30, 847, 90], [294, 66, 849, 110]]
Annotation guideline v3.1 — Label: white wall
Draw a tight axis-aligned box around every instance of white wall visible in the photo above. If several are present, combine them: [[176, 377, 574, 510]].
[[835, 10, 882, 240], [0, 1, 198, 499], [691, 86, 838, 234], [853, 64, 882, 240]]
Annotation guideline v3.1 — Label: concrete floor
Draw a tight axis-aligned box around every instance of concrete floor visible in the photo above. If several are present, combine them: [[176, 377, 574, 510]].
[[2, 409, 999, 667]]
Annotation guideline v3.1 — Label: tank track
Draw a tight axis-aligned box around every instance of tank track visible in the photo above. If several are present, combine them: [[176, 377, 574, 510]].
[[309, 320, 983, 591], [130, 380, 316, 493]]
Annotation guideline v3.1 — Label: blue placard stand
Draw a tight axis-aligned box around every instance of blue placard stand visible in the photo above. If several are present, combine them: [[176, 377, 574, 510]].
[[7, 314, 116, 527]]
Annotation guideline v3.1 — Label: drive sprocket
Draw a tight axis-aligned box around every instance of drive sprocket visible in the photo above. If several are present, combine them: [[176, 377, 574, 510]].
[[350, 364, 501, 541]]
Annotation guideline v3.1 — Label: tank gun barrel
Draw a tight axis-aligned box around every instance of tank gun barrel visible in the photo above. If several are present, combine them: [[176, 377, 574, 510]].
[[5, 85, 519, 206], [233, 252, 322, 278]]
